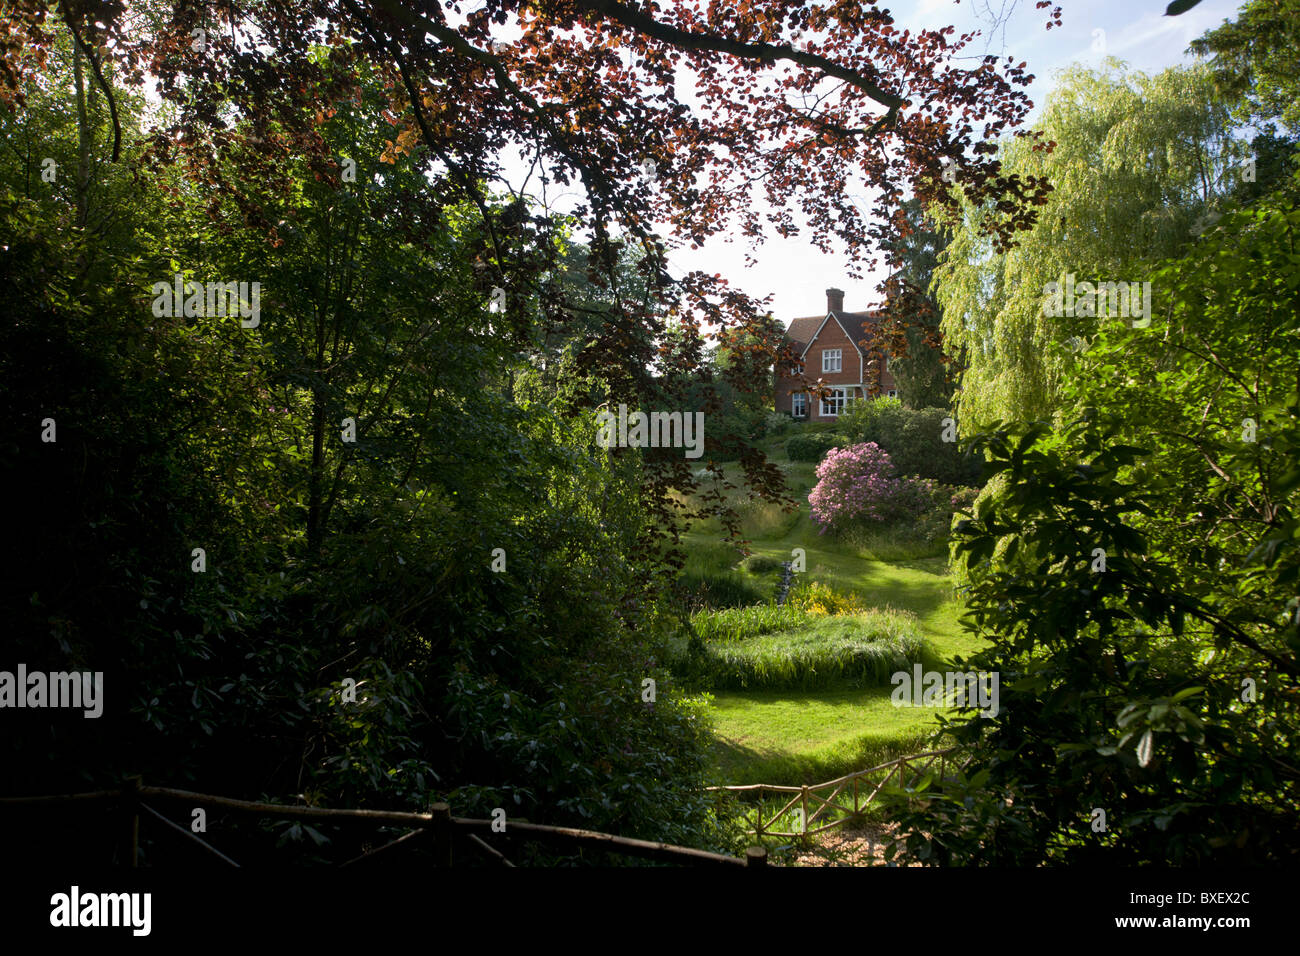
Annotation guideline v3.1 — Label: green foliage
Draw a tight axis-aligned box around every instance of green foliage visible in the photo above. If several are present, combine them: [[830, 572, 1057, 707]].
[[904, 36, 1300, 865], [1189, 0, 1300, 131], [878, 198, 957, 409], [674, 571, 768, 611], [1062, 173, 1300, 610], [689, 603, 810, 643], [786, 431, 845, 461], [885, 416, 1299, 865], [835, 483, 968, 562], [680, 609, 933, 691], [764, 411, 796, 437], [0, 47, 735, 862], [840, 399, 981, 485], [838, 394, 903, 441]]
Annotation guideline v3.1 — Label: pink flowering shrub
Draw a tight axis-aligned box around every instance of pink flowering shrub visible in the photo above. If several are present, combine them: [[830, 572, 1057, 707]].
[[808, 442, 937, 534]]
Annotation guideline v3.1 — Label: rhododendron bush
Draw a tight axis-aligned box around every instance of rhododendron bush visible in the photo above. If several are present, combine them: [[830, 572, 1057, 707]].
[[809, 443, 937, 533]]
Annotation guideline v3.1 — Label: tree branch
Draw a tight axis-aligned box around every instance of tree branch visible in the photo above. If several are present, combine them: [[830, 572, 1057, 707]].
[[58, 1, 121, 162], [570, 0, 906, 113]]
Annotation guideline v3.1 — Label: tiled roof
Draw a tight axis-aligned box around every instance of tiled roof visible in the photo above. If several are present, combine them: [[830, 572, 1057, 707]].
[[783, 309, 887, 357], [784, 315, 822, 353]]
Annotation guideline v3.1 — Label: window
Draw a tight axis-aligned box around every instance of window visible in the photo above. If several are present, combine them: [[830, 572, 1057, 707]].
[[820, 387, 851, 417], [791, 394, 807, 418], [886, 389, 898, 399], [822, 348, 842, 373]]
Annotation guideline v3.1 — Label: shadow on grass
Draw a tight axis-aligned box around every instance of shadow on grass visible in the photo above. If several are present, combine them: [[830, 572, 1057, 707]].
[[709, 731, 942, 788], [705, 684, 950, 787]]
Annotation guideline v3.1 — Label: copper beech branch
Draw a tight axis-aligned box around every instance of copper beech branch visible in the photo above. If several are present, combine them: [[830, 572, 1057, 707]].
[[570, 0, 906, 114]]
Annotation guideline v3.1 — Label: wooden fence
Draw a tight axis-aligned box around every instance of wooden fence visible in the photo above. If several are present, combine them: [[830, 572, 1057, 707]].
[[0, 780, 767, 868], [706, 748, 963, 839]]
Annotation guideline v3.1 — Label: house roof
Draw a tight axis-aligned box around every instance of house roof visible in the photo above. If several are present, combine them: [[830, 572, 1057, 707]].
[[783, 309, 886, 358], [784, 315, 822, 355]]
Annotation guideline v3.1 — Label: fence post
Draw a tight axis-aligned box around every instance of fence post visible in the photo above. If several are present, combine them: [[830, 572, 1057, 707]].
[[800, 786, 808, 836], [431, 802, 452, 867], [123, 775, 141, 868], [745, 846, 767, 868]]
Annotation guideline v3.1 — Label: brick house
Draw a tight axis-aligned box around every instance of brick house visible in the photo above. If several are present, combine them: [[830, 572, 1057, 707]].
[[774, 288, 899, 422]]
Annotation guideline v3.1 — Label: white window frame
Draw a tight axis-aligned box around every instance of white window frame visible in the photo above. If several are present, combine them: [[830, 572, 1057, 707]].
[[886, 389, 898, 399], [822, 348, 842, 373], [791, 393, 807, 418], [820, 387, 851, 417]]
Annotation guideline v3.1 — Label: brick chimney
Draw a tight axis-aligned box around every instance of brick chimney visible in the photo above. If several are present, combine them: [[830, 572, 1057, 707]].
[[826, 288, 845, 314]]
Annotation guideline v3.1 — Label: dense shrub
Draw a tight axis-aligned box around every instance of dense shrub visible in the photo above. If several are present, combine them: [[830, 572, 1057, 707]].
[[947, 473, 1022, 589], [947, 485, 980, 514], [764, 411, 795, 436], [840, 399, 982, 486], [0, 127, 739, 864], [743, 554, 783, 574], [839, 394, 904, 442], [826, 481, 969, 559], [785, 431, 844, 461], [889, 413, 1300, 865], [786, 580, 867, 615], [808, 443, 937, 533]]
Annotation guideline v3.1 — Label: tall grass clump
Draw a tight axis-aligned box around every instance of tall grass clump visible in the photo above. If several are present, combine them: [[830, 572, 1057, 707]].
[[701, 610, 933, 691], [736, 498, 801, 539], [691, 603, 810, 643], [743, 554, 783, 574], [684, 540, 746, 576]]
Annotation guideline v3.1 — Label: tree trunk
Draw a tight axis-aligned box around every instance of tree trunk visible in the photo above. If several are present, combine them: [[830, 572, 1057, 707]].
[[307, 386, 326, 560], [72, 41, 91, 230]]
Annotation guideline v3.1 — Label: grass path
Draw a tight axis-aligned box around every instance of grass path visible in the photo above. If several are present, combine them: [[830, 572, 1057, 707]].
[[707, 686, 942, 785], [682, 446, 983, 786]]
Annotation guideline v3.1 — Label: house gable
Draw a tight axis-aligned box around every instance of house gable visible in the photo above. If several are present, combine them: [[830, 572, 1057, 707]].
[[774, 288, 901, 420], [798, 312, 857, 361], [798, 311, 861, 382]]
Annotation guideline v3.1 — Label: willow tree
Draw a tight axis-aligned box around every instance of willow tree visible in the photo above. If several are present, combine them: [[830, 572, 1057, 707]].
[[933, 60, 1248, 431]]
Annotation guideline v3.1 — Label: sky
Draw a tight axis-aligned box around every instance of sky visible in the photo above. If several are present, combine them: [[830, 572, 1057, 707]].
[[651, 0, 1245, 325]]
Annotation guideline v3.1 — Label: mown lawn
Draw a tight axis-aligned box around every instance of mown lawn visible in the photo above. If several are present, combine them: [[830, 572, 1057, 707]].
[[707, 686, 942, 785], [678, 438, 984, 786]]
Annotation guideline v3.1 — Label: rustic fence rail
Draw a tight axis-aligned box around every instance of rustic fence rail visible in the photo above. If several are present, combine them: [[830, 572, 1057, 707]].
[[0, 782, 766, 868], [706, 748, 965, 839]]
